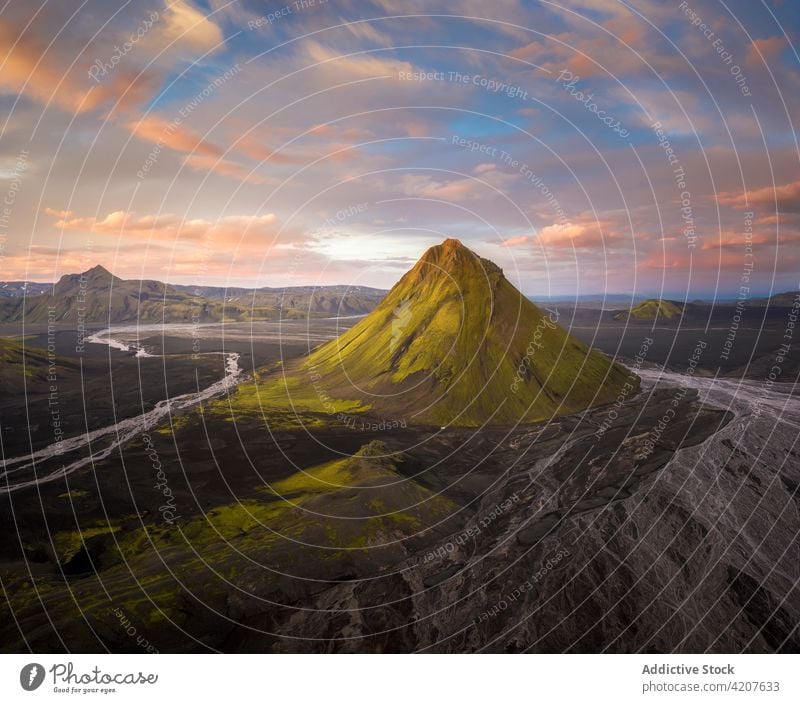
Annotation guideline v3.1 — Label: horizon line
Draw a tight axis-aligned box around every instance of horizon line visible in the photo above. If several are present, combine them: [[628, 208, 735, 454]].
[[2, 264, 793, 301]]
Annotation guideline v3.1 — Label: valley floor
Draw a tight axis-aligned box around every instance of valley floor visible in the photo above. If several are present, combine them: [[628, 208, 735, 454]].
[[0, 319, 798, 652]]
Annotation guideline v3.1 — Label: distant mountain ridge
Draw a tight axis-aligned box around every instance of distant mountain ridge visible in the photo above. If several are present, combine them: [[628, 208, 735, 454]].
[[748, 291, 800, 307], [0, 265, 387, 324]]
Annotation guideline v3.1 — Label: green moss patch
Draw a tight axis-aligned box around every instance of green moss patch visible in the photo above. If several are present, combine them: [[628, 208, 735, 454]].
[[53, 525, 120, 564], [209, 373, 369, 430]]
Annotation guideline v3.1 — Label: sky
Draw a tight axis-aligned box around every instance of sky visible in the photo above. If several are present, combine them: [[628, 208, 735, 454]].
[[0, 0, 798, 298]]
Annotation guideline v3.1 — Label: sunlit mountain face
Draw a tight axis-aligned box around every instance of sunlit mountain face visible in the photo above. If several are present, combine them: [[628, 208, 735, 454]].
[[1, 1, 800, 658]]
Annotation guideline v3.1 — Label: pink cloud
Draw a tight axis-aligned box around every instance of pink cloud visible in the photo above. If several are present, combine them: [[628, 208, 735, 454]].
[[501, 235, 531, 247], [45, 208, 281, 247], [642, 248, 800, 284], [0, 2, 223, 117], [717, 179, 800, 213], [0, 20, 160, 115], [538, 219, 618, 249], [402, 171, 516, 202], [126, 116, 272, 184], [127, 116, 223, 158], [237, 133, 358, 166], [745, 36, 787, 69], [699, 229, 787, 251], [511, 19, 682, 79], [183, 154, 270, 184]]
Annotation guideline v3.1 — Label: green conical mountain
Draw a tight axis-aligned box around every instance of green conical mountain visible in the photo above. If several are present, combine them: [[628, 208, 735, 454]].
[[288, 239, 633, 426]]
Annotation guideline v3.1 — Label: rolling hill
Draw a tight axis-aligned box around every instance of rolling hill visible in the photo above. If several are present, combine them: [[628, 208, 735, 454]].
[[613, 298, 685, 321]]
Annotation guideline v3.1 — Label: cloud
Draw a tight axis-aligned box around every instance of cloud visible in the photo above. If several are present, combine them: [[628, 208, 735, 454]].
[[45, 208, 281, 246], [339, 19, 395, 46], [402, 174, 481, 202], [717, 179, 800, 213], [304, 40, 413, 80], [307, 123, 374, 141], [151, 0, 224, 54], [625, 86, 712, 135], [699, 229, 785, 250], [400, 119, 434, 138], [127, 115, 223, 157], [754, 212, 800, 228], [511, 20, 681, 80], [495, 214, 625, 251], [401, 170, 517, 202], [641, 240, 800, 282], [745, 36, 787, 69], [0, 19, 160, 115], [236, 130, 363, 167], [126, 115, 271, 183], [182, 154, 271, 183], [500, 235, 531, 247], [0, 1, 224, 116], [537, 218, 618, 249]]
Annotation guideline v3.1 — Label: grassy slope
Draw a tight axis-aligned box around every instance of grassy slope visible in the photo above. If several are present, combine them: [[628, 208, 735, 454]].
[[0, 338, 45, 391], [0, 337, 79, 395], [203, 370, 369, 430]]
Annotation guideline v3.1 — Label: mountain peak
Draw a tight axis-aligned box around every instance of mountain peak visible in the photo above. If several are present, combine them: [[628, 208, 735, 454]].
[[83, 264, 114, 279], [420, 238, 469, 261], [54, 264, 117, 293], [415, 238, 501, 280], [441, 237, 466, 251]]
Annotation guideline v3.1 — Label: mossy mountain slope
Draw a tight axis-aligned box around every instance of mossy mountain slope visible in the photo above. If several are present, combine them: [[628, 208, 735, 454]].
[[300, 239, 633, 426]]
